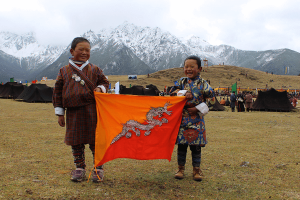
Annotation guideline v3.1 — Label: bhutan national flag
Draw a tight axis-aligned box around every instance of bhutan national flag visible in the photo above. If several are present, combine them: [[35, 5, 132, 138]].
[[94, 93, 186, 167]]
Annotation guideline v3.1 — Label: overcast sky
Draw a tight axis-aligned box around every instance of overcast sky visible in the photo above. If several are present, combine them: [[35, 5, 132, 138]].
[[1, 0, 299, 52]]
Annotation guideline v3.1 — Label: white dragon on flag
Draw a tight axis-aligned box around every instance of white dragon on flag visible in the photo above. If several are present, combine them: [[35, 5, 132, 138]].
[[111, 102, 172, 144]]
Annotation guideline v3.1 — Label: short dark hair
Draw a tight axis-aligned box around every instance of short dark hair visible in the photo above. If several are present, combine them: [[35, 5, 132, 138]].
[[184, 55, 201, 69], [71, 37, 90, 49]]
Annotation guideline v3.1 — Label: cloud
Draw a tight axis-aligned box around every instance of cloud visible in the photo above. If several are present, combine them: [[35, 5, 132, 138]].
[[0, 0, 299, 52]]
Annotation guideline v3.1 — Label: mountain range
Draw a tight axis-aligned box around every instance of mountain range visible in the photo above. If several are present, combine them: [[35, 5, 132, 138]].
[[0, 22, 299, 83]]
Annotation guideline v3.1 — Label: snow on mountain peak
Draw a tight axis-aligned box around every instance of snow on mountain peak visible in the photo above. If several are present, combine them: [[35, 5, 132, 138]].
[[0, 31, 65, 70], [0, 31, 44, 57], [1, 22, 295, 77], [93, 22, 186, 68], [184, 35, 211, 48], [82, 30, 99, 45]]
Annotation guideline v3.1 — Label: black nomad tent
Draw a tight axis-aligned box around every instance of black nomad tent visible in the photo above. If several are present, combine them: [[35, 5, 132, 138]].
[[119, 84, 160, 96], [0, 82, 26, 99], [209, 97, 225, 111], [16, 83, 53, 103], [144, 84, 160, 96], [252, 88, 294, 112], [0, 84, 4, 94]]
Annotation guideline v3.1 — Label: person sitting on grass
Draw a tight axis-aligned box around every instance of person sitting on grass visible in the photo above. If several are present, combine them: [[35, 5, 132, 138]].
[[220, 97, 226, 105]]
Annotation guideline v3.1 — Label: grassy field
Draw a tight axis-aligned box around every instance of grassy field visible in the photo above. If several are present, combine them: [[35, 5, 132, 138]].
[[1, 97, 299, 199]]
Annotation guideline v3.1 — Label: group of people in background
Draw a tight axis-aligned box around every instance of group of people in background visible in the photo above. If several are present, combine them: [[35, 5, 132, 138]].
[[230, 91, 253, 112], [220, 91, 299, 112], [219, 91, 254, 112]]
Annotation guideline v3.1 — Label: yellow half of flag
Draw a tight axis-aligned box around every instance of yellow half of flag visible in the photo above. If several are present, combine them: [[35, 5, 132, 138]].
[[94, 93, 186, 166]]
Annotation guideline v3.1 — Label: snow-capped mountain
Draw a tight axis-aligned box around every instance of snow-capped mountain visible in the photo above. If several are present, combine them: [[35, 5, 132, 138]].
[[0, 32, 43, 58], [82, 22, 299, 75], [0, 31, 65, 78], [0, 22, 300, 82], [95, 23, 187, 70]]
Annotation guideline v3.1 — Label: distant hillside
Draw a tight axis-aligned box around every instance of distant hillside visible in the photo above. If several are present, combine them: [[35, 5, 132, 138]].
[[253, 49, 300, 75], [0, 50, 23, 82], [41, 65, 300, 91]]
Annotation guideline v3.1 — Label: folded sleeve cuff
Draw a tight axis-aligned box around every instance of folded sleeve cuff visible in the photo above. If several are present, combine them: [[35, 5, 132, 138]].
[[97, 85, 107, 93], [55, 107, 65, 116], [196, 102, 209, 115], [177, 90, 187, 96]]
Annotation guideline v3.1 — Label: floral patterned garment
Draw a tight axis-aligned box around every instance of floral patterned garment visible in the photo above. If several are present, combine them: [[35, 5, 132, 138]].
[[170, 75, 215, 146]]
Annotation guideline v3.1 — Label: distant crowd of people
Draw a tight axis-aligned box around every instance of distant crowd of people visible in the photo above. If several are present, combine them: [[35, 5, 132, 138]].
[[219, 91, 254, 112], [218, 91, 298, 112], [218, 91, 254, 112], [228, 91, 253, 112]]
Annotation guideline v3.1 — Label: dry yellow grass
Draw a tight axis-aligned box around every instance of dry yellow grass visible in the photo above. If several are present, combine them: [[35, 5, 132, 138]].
[[1, 99, 299, 199], [2, 65, 299, 199], [39, 65, 300, 91]]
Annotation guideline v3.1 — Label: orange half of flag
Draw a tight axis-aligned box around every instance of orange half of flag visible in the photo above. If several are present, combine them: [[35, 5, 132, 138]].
[[94, 93, 186, 167]]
